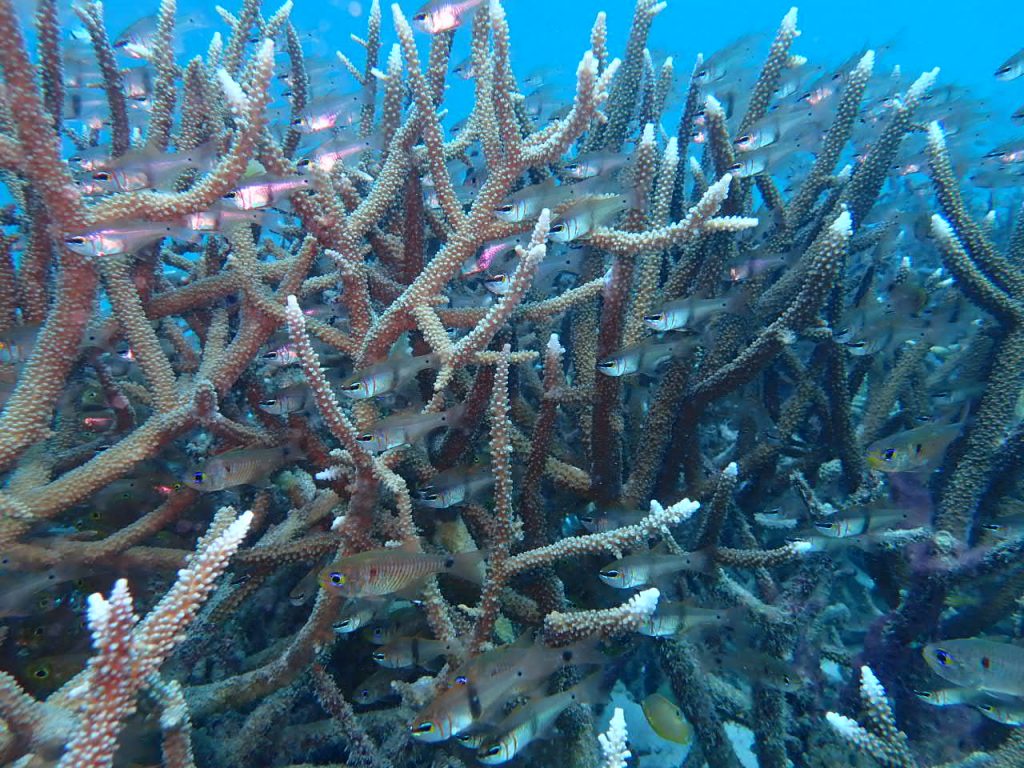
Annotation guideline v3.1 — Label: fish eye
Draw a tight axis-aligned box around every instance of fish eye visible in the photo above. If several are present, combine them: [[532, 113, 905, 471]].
[[814, 521, 834, 529], [66, 236, 86, 245], [291, 118, 304, 126], [735, 134, 751, 144], [360, 688, 369, 697], [193, 471, 204, 484], [597, 361, 615, 369], [883, 448, 896, 461], [483, 746, 501, 757], [412, 722, 434, 734], [32, 664, 50, 679], [601, 569, 621, 578], [934, 649, 954, 666], [261, 399, 277, 406], [783, 675, 792, 684], [495, 204, 514, 213], [455, 675, 468, 685], [357, 434, 373, 442], [92, 172, 111, 181], [372, 651, 385, 661], [329, 572, 345, 585], [550, 224, 565, 233], [222, 191, 237, 199], [412, 12, 428, 21], [343, 382, 362, 391], [644, 313, 664, 322]]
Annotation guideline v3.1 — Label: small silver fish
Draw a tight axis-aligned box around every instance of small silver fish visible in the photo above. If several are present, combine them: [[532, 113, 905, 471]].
[[355, 405, 464, 454], [596, 335, 699, 377], [411, 0, 485, 33], [599, 550, 713, 588], [995, 49, 1024, 81], [187, 444, 303, 492], [414, 466, 494, 508], [339, 353, 440, 399]]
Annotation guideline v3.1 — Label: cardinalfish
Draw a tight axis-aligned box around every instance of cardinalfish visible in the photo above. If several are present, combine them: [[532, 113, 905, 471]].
[[319, 546, 484, 598], [297, 135, 378, 172], [812, 503, 921, 538], [476, 673, 609, 764], [113, 13, 207, 59], [187, 444, 303, 492], [914, 688, 987, 707], [974, 702, 1024, 726], [547, 195, 630, 242], [223, 174, 313, 210], [597, 334, 700, 377], [703, 648, 806, 693], [644, 293, 744, 332], [493, 179, 568, 223], [578, 504, 647, 533], [483, 247, 586, 296], [372, 636, 462, 669], [461, 234, 525, 277], [355, 405, 464, 454], [353, 668, 412, 706], [995, 49, 1024, 81], [923, 638, 1024, 697], [363, 606, 426, 645], [78, 141, 217, 195], [332, 599, 388, 635], [732, 112, 822, 154], [414, 465, 494, 508], [258, 383, 313, 416], [599, 549, 713, 588], [561, 150, 631, 180], [64, 221, 199, 258], [410, 640, 601, 742], [339, 352, 440, 399], [865, 413, 966, 473], [291, 92, 362, 133], [637, 602, 738, 637], [411, 0, 484, 33]]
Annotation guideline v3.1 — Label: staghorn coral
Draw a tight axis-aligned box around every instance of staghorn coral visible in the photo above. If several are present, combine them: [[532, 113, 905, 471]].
[[0, 0, 1020, 766]]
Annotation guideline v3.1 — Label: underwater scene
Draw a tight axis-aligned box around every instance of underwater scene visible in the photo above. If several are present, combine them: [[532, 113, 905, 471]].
[[1, 0, 1024, 765]]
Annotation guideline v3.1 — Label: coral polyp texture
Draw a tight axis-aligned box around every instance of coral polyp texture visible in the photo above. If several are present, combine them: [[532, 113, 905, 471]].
[[0, 0, 1023, 766]]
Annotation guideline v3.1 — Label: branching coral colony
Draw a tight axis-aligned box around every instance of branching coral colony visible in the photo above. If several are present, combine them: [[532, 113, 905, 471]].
[[0, 0, 1022, 765]]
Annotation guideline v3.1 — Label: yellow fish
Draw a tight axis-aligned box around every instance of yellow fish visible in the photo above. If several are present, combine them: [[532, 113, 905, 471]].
[[642, 693, 692, 745]]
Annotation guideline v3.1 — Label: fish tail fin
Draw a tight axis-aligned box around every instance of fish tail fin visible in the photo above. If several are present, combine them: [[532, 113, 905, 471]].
[[449, 549, 487, 585]]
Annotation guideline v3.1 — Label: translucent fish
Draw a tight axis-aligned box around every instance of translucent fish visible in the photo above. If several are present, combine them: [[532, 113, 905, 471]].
[[258, 383, 313, 416], [923, 639, 1024, 697], [222, 174, 313, 210], [411, 0, 484, 34], [372, 636, 461, 668], [561, 150, 631, 180], [186, 444, 303, 492], [974, 702, 1024, 726], [355, 405, 464, 454], [642, 693, 692, 745], [339, 353, 440, 399], [477, 672, 608, 763], [352, 667, 411, 706], [578, 504, 647, 533], [644, 294, 743, 332], [914, 688, 985, 707], [597, 335, 700, 377], [411, 640, 599, 742], [414, 465, 494, 508], [637, 602, 737, 637], [599, 550, 713, 588], [547, 195, 629, 243], [291, 92, 362, 133], [703, 648, 806, 693], [865, 417, 965, 473], [995, 49, 1024, 81], [297, 135, 377, 172], [812, 503, 921, 538], [64, 221, 198, 257], [320, 547, 484, 598]]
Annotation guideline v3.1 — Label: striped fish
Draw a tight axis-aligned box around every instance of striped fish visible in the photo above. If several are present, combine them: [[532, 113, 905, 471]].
[[319, 547, 484, 598]]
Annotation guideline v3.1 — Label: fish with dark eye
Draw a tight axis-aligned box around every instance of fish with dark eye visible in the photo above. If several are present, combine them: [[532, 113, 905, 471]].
[[414, 465, 494, 508], [411, 0, 485, 34], [222, 174, 313, 210], [186, 444, 304, 492], [637, 602, 738, 637], [372, 636, 462, 669], [973, 702, 1024, 726], [410, 640, 601, 743], [914, 688, 985, 707], [643, 293, 744, 332], [596, 334, 700, 377], [320, 546, 484, 598], [290, 92, 362, 133], [339, 352, 440, 399], [642, 693, 693, 745], [64, 221, 198, 258], [258, 383, 313, 416], [865, 415, 966, 473], [599, 550, 713, 588], [811, 503, 920, 538], [547, 195, 630, 243], [995, 48, 1024, 81], [476, 672, 608, 763], [352, 667, 412, 706], [355, 405, 465, 454], [923, 638, 1024, 697]]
